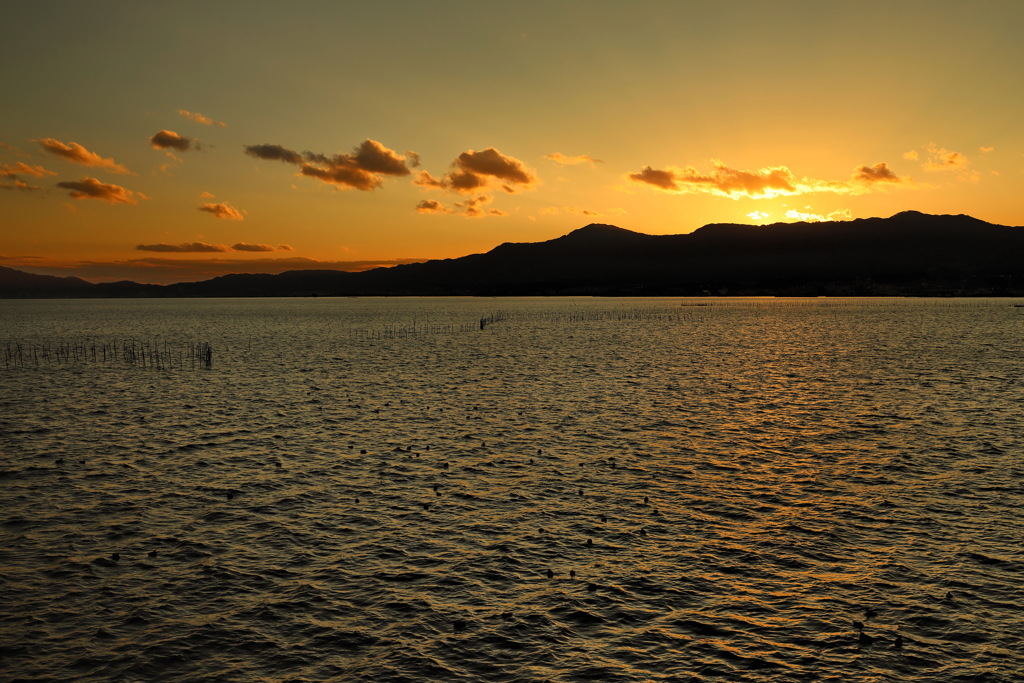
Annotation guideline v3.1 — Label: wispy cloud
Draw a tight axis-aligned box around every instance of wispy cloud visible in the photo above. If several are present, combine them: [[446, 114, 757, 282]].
[[150, 130, 195, 151], [544, 152, 602, 166], [56, 177, 138, 204], [136, 242, 230, 253], [245, 143, 302, 164], [746, 208, 852, 223], [784, 208, 853, 222], [1, 161, 56, 178], [198, 201, 245, 220], [1, 178, 42, 191], [627, 160, 912, 199], [231, 242, 275, 252], [922, 144, 969, 172], [36, 138, 131, 174], [416, 195, 508, 218], [135, 242, 292, 253], [177, 109, 225, 127], [0, 162, 55, 191], [538, 206, 627, 218], [245, 139, 413, 191]]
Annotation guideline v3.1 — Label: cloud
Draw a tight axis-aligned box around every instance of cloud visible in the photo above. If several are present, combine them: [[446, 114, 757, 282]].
[[417, 147, 537, 194], [56, 177, 137, 204], [544, 152, 602, 166], [1, 178, 42, 191], [245, 143, 303, 164], [539, 206, 599, 217], [199, 201, 245, 220], [922, 144, 969, 172], [416, 195, 507, 218], [627, 160, 911, 199], [231, 242, 275, 252], [150, 130, 194, 151], [903, 150, 919, 161], [747, 208, 852, 223], [458, 195, 507, 217], [628, 162, 808, 198], [199, 191, 215, 198], [278, 244, 295, 251], [1, 162, 57, 178], [0, 162, 54, 191], [36, 138, 131, 173], [538, 206, 627, 218], [628, 166, 682, 191], [136, 242, 291, 253], [245, 139, 413, 190], [415, 199, 450, 214], [852, 162, 906, 184], [784, 208, 853, 222], [177, 109, 225, 127], [979, 146, 994, 153], [136, 242, 230, 253]]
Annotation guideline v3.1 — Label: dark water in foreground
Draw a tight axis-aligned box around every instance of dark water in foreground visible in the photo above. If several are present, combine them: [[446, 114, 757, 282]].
[[2, 297, 1023, 682]]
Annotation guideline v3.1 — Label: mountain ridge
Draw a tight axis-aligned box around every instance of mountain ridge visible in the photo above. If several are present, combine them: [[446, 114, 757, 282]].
[[4, 212, 1024, 298]]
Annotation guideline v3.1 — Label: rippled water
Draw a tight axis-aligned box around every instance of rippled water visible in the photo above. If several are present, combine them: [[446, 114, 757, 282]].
[[2, 297, 1023, 682]]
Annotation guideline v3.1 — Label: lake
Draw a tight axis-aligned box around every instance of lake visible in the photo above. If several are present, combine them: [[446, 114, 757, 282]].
[[2, 297, 1022, 681]]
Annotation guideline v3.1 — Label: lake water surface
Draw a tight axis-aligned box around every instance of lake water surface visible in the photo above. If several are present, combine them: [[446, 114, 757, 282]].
[[2, 297, 1023, 681]]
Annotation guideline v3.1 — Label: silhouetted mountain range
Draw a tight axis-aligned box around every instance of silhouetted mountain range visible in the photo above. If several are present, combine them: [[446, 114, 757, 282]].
[[4, 211, 1024, 297]]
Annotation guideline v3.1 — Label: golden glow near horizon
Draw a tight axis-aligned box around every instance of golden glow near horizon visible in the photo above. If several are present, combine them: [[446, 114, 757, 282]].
[[1, 1, 1022, 284]]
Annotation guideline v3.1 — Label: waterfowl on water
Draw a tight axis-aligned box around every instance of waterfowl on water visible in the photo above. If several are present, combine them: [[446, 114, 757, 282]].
[[546, 569, 554, 578]]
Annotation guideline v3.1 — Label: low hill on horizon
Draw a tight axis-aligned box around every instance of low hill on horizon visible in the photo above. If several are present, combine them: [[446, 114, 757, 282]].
[[4, 211, 1024, 297]]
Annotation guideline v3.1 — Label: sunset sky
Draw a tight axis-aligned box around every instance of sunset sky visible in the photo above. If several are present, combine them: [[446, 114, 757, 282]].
[[2, 1, 1022, 284]]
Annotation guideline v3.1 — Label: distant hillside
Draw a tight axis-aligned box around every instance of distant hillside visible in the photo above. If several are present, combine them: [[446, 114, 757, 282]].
[[4, 212, 1024, 297], [0, 266, 95, 297]]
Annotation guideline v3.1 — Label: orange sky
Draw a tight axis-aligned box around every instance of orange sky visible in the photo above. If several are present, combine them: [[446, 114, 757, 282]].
[[2, 1, 1022, 284]]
